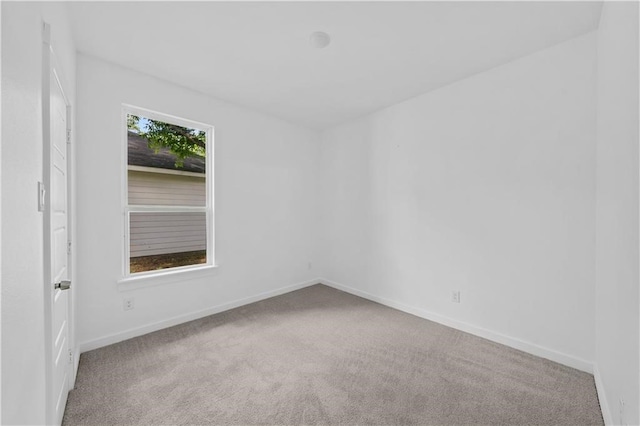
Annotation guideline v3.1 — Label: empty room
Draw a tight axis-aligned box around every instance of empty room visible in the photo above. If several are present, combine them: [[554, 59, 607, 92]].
[[1, 1, 639, 425]]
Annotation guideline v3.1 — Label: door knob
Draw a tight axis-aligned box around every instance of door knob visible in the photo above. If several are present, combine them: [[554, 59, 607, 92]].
[[54, 280, 71, 290]]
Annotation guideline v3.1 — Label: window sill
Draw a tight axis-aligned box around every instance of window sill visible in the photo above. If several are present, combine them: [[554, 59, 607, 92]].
[[117, 264, 219, 292]]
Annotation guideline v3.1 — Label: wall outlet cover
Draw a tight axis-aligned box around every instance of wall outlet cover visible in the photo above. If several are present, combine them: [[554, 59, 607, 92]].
[[123, 298, 135, 311]]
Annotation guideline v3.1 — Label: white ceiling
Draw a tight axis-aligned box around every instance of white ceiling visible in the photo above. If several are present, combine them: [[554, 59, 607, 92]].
[[68, 1, 602, 129]]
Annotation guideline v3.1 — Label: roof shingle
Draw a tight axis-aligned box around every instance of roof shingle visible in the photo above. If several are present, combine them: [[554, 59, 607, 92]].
[[127, 131, 205, 174]]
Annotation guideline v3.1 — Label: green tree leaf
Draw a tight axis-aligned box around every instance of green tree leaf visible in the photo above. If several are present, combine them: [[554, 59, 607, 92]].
[[127, 114, 205, 168]]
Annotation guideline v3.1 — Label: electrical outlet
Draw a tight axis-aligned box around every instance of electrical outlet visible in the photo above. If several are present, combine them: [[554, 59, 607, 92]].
[[451, 290, 461, 303], [123, 297, 135, 311]]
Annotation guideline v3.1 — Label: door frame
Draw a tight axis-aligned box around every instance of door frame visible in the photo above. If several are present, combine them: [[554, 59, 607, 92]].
[[42, 21, 75, 425]]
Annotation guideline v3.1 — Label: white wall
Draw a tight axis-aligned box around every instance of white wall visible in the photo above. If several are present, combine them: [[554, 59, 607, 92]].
[[595, 2, 639, 425], [319, 32, 597, 371], [1, 2, 76, 424], [0, 3, 3, 422], [75, 54, 320, 349]]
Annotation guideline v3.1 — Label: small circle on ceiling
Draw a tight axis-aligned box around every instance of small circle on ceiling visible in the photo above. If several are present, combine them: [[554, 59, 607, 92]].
[[309, 31, 331, 49]]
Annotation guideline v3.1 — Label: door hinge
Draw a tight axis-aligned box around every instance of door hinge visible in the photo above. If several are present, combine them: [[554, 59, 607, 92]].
[[68, 349, 73, 364], [67, 241, 72, 255], [66, 129, 71, 144]]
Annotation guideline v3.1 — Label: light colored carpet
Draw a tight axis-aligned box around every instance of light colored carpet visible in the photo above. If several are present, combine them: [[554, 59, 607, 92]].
[[63, 284, 603, 425]]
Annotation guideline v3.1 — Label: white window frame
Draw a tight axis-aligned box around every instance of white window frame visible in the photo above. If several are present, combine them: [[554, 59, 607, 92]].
[[120, 104, 214, 280]]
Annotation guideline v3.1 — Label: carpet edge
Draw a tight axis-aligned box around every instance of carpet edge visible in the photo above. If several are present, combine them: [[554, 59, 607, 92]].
[[319, 277, 595, 374], [78, 278, 320, 353]]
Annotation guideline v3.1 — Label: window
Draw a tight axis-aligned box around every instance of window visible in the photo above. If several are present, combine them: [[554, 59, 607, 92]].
[[123, 106, 213, 277]]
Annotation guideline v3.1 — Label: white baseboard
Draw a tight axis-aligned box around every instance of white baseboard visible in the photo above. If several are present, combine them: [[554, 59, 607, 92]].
[[79, 278, 319, 353], [80, 276, 594, 373], [78, 277, 605, 420], [593, 364, 614, 425], [71, 345, 80, 389], [319, 278, 594, 374]]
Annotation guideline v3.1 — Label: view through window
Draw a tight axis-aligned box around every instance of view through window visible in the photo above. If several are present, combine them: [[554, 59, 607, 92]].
[[126, 111, 210, 274]]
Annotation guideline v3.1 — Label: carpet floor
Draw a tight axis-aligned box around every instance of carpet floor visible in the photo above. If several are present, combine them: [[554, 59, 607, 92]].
[[63, 284, 603, 425]]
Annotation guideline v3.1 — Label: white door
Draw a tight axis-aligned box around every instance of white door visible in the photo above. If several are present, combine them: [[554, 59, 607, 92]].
[[46, 40, 72, 424]]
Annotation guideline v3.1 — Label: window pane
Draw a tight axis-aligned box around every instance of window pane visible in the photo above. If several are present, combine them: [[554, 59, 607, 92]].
[[127, 114, 206, 206], [129, 211, 206, 273], [128, 170, 205, 206]]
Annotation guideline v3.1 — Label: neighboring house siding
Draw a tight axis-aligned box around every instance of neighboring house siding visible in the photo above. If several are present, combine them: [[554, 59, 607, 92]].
[[128, 170, 205, 206], [128, 170, 206, 257]]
